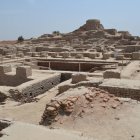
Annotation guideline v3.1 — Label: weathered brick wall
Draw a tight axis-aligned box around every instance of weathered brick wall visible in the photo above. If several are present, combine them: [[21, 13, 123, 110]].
[[38, 61, 49, 67], [103, 70, 121, 79], [10, 74, 61, 101], [36, 47, 69, 52], [51, 62, 79, 71], [22, 74, 61, 97], [61, 73, 72, 82], [38, 61, 79, 71], [38, 61, 107, 72], [99, 79, 140, 101], [100, 86, 140, 101], [81, 63, 100, 71], [0, 66, 32, 87], [0, 74, 31, 86], [125, 45, 140, 53]]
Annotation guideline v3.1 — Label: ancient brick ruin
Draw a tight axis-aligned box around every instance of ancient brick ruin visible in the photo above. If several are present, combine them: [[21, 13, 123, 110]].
[[0, 19, 140, 140]]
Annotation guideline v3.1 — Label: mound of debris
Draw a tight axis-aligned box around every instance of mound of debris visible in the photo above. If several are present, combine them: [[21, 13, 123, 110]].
[[40, 87, 122, 126]]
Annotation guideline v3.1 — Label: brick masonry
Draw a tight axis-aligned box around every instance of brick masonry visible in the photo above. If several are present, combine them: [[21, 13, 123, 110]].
[[37, 61, 114, 72], [9, 74, 61, 101], [99, 79, 140, 100]]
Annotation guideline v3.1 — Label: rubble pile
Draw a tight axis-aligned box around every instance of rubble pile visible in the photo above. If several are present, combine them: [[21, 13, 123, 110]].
[[40, 87, 122, 126]]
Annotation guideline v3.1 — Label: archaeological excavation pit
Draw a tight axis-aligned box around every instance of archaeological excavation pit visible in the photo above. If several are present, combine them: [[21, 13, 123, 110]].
[[37, 58, 118, 72], [0, 64, 74, 103]]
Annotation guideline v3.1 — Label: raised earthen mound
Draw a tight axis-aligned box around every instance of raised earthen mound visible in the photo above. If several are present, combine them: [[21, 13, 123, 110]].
[[40, 87, 122, 126]]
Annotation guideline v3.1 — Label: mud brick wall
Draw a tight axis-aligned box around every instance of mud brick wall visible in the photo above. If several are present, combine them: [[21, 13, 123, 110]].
[[0, 66, 32, 87], [38, 61, 49, 67], [103, 70, 121, 79], [100, 86, 140, 101], [61, 73, 72, 82], [10, 74, 61, 101], [51, 62, 79, 71], [38, 61, 79, 71], [0, 74, 31, 86], [123, 53, 132, 58], [38, 61, 106, 72], [132, 52, 140, 60], [125, 45, 140, 53], [80, 63, 100, 71], [36, 47, 69, 52]]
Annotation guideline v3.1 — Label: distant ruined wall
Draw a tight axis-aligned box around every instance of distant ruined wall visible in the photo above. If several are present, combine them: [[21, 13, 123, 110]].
[[125, 45, 140, 53], [99, 78, 140, 101], [51, 62, 79, 71], [36, 47, 69, 52], [100, 86, 140, 101], [38, 61, 106, 72], [0, 74, 31, 87], [0, 65, 32, 87]]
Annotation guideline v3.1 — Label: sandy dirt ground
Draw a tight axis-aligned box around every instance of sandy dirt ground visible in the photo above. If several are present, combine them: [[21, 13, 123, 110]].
[[0, 88, 58, 124], [121, 61, 140, 79], [0, 81, 140, 140], [1, 122, 93, 140], [52, 100, 140, 140]]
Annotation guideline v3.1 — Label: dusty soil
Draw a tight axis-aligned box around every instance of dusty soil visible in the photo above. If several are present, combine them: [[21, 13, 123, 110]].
[[0, 84, 140, 140], [1, 122, 92, 140], [40, 86, 140, 140], [51, 100, 140, 140], [0, 88, 58, 124]]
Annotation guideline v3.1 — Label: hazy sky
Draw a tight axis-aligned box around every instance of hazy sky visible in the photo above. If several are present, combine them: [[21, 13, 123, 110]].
[[0, 0, 140, 40]]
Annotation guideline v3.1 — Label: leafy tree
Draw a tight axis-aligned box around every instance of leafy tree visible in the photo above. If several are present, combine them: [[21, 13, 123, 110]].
[[52, 31, 60, 35], [18, 36, 24, 42]]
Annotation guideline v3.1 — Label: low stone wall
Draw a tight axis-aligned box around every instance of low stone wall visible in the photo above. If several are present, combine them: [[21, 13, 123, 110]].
[[36, 47, 69, 52], [103, 70, 121, 79], [61, 73, 72, 82], [100, 79, 140, 101], [125, 45, 140, 53], [100, 86, 140, 100], [132, 52, 140, 60], [9, 74, 61, 102], [72, 73, 87, 84], [103, 53, 111, 60], [0, 65, 32, 86], [59, 78, 102, 94]]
